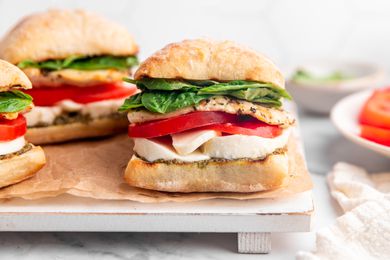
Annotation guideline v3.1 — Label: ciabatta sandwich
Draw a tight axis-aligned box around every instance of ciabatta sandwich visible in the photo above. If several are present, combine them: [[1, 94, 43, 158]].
[[120, 39, 295, 192], [0, 60, 46, 188], [0, 9, 139, 144]]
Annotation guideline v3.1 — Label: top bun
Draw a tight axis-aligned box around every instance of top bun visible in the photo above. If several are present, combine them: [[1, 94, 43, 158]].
[[0, 9, 138, 64], [134, 39, 284, 89], [0, 59, 32, 91]]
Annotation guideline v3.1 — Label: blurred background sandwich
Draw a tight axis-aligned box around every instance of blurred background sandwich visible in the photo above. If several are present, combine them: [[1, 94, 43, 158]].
[[0, 9, 139, 144]]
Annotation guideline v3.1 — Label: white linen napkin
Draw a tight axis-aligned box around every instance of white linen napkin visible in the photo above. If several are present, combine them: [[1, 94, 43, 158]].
[[297, 162, 390, 260]]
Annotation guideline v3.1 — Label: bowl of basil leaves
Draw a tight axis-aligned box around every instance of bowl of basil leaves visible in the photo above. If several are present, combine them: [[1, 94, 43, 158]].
[[287, 61, 385, 114]]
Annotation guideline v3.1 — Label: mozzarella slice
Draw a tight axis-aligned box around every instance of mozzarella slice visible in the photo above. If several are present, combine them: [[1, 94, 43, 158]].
[[0, 136, 26, 156], [133, 138, 210, 162], [172, 130, 219, 155], [25, 106, 62, 127], [202, 129, 290, 160], [25, 98, 126, 127]]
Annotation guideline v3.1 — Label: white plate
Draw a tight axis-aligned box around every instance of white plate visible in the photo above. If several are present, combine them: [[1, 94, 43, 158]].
[[331, 90, 390, 157]]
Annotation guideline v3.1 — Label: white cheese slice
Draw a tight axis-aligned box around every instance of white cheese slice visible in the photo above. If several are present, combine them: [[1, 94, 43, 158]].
[[24, 106, 62, 127], [25, 98, 126, 127], [133, 138, 210, 162], [81, 99, 125, 119], [202, 129, 290, 160], [172, 129, 219, 155], [0, 136, 26, 156]]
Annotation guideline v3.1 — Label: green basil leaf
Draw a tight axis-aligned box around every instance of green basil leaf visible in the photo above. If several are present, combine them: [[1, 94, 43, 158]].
[[62, 55, 85, 67], [118, 93, 144, 112], [17, 60, 37, 69], [198, 80, 271, 93], [226, 88, 274, 100], [135, 78, 199, 91], [67, 56, 138, 70], [0, 90, 33, 113], [141, 91, 209, 113], [123, 78, 137, 85], [184, 80, 218, 86], [119, 78, 292, 113], [17, 55, 138, 71], [251, 97, 282, 107]]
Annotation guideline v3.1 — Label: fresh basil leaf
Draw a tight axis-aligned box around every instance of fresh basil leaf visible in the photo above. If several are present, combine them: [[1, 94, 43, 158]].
[[141, 91, 209, 113], [251, 97, 282, 107], [226, 88, 274, 100], [63, 55, 84, 67], [17, 60, 38, 69], [0, 90, 33, 113], [17, 55, 138, 71], [198, 81, 272, 94], [184, 80, 218, 86], [118, 93, 144, 112], [135, 78, 199, 91], [119, 78, 291, 113], [123, 78, 138, 85], [67, 56, 138, 70], [269, 86, 292, 100]]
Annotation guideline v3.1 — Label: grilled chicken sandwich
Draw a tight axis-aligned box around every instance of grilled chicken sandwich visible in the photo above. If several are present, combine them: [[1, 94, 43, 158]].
[[0, 9, 139, 144], [120, 39, 295, 193], [0, 60, 46, 188]]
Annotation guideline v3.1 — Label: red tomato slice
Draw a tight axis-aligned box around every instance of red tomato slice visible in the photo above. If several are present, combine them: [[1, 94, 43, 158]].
[[129, 112, 237, 138], [25, 83, 137, 106], [128, 112, 282, 138], [361, 124, 390, 147], [0, 115, 27, 141], [202, 120, 282, 138], [359, 88, 390, 129]]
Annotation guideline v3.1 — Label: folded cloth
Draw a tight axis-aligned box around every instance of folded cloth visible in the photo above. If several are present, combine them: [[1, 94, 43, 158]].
[[297, 162, 390, 260]]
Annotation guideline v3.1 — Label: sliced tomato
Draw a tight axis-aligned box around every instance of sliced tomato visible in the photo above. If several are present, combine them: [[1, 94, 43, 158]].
[[361, 124, 390, 147], [129, 112, 237, 138], [0, 115, 27, 141], [359, 88, 390, 129], [202, 120, 282, 138], [24, 83, 138, 106], [128, 111, 282, 138]]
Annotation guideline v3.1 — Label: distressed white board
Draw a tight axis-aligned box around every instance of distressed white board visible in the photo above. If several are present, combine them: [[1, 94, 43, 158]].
[[0, 191, 313, 232]]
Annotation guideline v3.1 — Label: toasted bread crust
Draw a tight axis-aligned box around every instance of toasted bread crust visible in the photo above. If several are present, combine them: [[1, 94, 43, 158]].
[[0, 9, 138, 64], [124, 151, 289, 193], [0, 145, 46, 188], [134, 39, 284, 89], [25, 116, 129, 144], [0, 59, 32, 91]]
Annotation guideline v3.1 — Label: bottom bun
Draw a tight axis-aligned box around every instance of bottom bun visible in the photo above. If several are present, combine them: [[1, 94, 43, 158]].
[[0, 144, 46, 188], [124, 151, 289, 193], [26, 116, 129, 145]]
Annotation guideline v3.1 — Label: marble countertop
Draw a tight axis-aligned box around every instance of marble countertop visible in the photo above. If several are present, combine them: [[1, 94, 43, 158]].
[[0, 110, 388, 260]]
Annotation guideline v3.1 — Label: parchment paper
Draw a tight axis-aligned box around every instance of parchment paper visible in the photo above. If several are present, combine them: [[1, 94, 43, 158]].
[[0, 131, 312, 202]]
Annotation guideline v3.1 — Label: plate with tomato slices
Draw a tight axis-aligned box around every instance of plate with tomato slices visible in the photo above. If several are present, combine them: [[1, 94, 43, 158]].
[[331, 88, 390, 157]]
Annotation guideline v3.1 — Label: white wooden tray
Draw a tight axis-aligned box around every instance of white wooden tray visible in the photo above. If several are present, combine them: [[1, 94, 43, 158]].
[[0, 191, 313, 254]]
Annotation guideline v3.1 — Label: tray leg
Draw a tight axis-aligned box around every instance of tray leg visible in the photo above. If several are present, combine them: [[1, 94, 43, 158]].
[[237, 232, 271, 254]]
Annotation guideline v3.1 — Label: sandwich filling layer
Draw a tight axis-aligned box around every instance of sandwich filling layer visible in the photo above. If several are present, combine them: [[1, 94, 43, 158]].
[[16, 55, 139, 129], [0, 136, 26, 156], [133, 129, 290, 162], [25, 98, 127, 127], [122, 78, 294, 164], [18, 55, 138, 87], [0, 90, 32, 158], [0, 143, 32, 160]]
